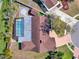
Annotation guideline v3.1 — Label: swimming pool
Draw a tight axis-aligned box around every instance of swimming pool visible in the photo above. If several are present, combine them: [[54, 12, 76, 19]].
[[16, 18, 24, 37], [15, 16, 32, 42]]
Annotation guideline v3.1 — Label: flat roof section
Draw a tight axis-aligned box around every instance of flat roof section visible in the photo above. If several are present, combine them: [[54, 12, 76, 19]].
[[24, 16, 32, 41]]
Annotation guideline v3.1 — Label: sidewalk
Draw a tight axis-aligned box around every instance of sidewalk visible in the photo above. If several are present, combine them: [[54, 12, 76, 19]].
[[74, 47, 79, 58]]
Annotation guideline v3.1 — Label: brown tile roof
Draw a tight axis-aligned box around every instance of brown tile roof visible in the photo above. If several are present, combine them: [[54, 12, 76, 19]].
[[44, 0, 57, 8], [32, 15, 56, 52]]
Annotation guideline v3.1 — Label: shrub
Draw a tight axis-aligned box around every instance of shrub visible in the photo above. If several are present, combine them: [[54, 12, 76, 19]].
[[4, 49, 13, 59], [45, 51, 64, 59]]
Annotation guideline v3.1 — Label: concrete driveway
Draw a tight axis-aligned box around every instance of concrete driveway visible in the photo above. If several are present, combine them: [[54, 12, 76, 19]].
[[49, 31, 72, 47]]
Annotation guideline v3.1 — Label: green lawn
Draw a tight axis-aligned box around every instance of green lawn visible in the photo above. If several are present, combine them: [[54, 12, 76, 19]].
[[0, 0, 14, 54], [52, 17, 66, 37], [57, 45, 73, 59], [0, 0, 8, 54], [0, 39, 6, 54], [25, 51, 48, 59], [0, 21, 6, 54], [12, 50, 48, 59], [0, 10, 6, 54]]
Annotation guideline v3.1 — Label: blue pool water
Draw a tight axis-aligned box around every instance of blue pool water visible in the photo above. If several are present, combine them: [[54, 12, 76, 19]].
[[16, 18, 24, 37]]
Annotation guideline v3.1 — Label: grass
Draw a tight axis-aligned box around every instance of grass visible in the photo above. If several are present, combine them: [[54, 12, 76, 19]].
[[52, 17, 66, 37], [0, 9, 6, 54], [25, 45, 73, 59], [52, 16, 71, 37], [57, 45, 73, 59], [19, 45, 73, 59], [0, 39, 6, 54], [25, 51, 48, 59], [0, 0, 13, 54], [12, 50, 48, 59]]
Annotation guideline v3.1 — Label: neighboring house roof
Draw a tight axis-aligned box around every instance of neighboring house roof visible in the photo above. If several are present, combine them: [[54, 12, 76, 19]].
[[44, 0, 57, 8], [62, 0, 69, 10]]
